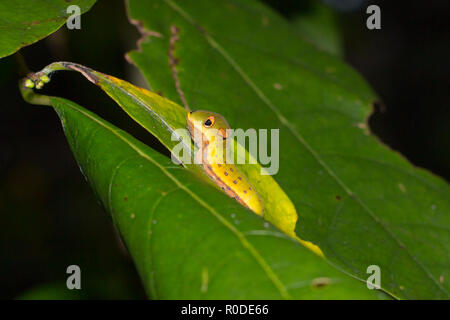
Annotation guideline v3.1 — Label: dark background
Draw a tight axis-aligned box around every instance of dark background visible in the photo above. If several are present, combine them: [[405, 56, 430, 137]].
[[0, 0, 448, 299]]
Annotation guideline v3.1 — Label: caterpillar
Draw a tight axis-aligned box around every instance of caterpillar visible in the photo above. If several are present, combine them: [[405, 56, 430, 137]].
[[186, 110, 264, 216]]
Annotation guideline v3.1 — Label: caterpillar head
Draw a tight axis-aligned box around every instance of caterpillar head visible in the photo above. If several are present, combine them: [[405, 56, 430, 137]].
[[187, 110, 230, 145]]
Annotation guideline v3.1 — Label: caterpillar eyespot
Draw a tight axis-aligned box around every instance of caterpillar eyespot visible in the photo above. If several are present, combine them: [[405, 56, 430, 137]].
[[204, 116, 215, 127]]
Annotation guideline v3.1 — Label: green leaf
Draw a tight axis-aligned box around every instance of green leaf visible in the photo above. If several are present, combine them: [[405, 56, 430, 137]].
[[0, 0, 96, 58], [16, 282, 87, 300], [34, 94, 384, 299], [290, 1, 343, 56], [125, 0, 450, 299], [21, 61, 322, 256], [16, 273, 141, 300]]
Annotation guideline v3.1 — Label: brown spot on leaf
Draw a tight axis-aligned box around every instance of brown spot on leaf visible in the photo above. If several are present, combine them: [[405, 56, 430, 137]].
[[372, 100, 386, 113], [357, 122, 368, 130], [126, 17, 162, 65], [195, 24, 206, 35], [273, 83, 283, 90], [312, 277, 331, 288], [168, 25, 189, 111]]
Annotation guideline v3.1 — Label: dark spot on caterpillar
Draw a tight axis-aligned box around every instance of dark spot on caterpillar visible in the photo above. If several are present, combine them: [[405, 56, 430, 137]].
[[227, 186, 231, 191], [218, 164, 221, 167], [235, 196, 240, 201], [233, 180, 237, 184], [335, 195, 342, 200], [244, 190, 247, 194], [249, 187, 252, 190], [208, 166, 212, 170], [230, 168, 234, 172], [238, 177, 242, 180], [224, 172, 228, 176], [156, 91, 164, 97]]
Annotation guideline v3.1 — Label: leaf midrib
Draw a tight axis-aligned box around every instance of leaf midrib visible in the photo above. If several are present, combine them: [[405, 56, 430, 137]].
[[162, 0, 449, 297]]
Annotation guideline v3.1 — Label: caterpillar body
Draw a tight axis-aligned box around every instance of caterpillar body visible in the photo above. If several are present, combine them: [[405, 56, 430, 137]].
[[186, 110, 264, 216]]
